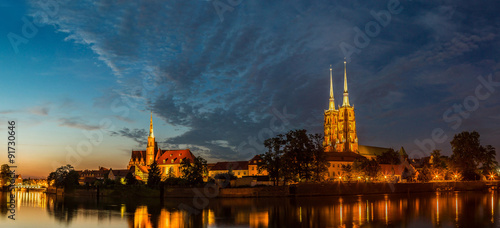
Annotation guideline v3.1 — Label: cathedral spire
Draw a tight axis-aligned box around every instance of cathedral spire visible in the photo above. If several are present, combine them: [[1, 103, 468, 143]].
[[149, 111, 154, 138], [329, 65, 335, 110], [342, 59, 350, 107]]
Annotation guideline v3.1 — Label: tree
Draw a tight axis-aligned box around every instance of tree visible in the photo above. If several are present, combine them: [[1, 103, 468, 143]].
[[353, 158, 380, 180], [260, 135, 286, 186], [180, 156, 207, 185], [282, 130, 315, 181], [430, 150, 446, 169], [341, 164, 352, 181], [260, 129, 328, 185], [450, 131, 487, 180], [310, 133, 329, 181], [47, 165, 79, 189], [480, 145, 497, 176], [147, 161, 161, 189], [376, 148, 401, 165], [0, 164, 11, 186], [125, 172, 138, 185]]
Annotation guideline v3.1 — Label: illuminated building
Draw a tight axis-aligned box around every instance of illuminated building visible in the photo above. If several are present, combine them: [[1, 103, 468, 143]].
[[324, 60, 358, 153], [127, 112, 195, 182]]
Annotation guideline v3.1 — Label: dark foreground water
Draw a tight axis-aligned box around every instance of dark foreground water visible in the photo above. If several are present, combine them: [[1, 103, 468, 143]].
[[1, 189, 500, 227]]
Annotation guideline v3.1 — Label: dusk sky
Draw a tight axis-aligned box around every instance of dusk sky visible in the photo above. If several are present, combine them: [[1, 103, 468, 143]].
[[1, 0, 499, 178]]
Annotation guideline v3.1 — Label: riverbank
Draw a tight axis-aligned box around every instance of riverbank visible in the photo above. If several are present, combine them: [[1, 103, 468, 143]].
[[48, 181, 499, 198]]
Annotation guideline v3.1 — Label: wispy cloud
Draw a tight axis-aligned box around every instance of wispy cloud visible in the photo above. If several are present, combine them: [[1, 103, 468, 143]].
[[110, 128, 147, 147], [31, 0, 500, 158], [58, 117, 100, 130]]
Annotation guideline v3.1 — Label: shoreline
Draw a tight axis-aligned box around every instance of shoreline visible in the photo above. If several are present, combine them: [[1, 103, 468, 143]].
[[42, 181, 499, 199]]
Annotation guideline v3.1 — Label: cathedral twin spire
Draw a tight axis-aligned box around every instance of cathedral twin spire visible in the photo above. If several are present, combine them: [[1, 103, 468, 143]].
[[342, 60, 350, 107], [329, 60, 351, 109], [149, 111, 154, 138]]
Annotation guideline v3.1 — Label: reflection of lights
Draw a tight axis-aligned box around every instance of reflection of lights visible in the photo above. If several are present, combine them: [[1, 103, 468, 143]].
[[358, 202, 362, 225], [455, 193, 458, 223], [492, 193, 495, 223], [385, 199, 388, 225], [340, 201, 343, 225], [121, 204, 126, 218], [299, 207, 302, 223], [436, 194, 440, 225], [366, 200, 369, 222], [207, 209, 215, 225]]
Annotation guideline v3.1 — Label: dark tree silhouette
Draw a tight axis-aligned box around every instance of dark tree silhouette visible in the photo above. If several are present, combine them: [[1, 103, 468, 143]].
[[180, 156, 207, 185], [147, 161, 161, 189]]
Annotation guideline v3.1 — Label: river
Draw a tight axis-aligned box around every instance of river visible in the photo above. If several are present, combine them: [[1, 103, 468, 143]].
[[1, 189, 499, 227]]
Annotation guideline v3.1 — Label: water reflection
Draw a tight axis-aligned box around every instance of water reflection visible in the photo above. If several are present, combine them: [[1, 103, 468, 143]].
[[1, 190, 500, 227]]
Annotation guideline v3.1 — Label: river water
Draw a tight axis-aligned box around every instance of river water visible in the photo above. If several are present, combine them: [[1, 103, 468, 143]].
[[1, 189, 499, 227]]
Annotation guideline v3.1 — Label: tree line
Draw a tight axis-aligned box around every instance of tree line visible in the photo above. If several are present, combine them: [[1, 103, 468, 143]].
[[257, 129, 497, 184]]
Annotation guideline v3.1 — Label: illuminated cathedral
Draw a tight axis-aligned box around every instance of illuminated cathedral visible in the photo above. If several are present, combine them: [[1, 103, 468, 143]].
[[323, 60, 359, 153]]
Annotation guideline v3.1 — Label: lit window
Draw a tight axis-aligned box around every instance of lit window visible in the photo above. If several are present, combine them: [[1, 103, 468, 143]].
[[171, 160, 174, 163], [179, 153, 182, 156], [238, 172, 240, 175]]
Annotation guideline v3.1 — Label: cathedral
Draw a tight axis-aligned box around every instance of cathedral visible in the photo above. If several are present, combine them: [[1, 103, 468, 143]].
[[323, 60, 359, 153]]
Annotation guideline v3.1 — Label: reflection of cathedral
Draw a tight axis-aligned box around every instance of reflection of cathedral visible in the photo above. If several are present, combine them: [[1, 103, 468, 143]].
[[324, 61, 358, 153]]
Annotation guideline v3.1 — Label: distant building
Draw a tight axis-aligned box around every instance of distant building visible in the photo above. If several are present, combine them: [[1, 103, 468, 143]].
[[78, 167, 109, 185], [127, 113, 195, 182], [248, 155, 268, 176], [108, 168, 133, 184], [209, 161, 249, 178], [325, 152, 365, 179]]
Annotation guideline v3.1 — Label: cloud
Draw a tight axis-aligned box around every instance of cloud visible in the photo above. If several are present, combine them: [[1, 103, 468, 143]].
[[32, 0, 500, 160], [58, 117, 100, 130], [29, 105, 50, 116], [110, 128, 147, 146]]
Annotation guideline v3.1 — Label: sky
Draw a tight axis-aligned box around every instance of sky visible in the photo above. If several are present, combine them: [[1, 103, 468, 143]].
[[1, 0, 499, 178]]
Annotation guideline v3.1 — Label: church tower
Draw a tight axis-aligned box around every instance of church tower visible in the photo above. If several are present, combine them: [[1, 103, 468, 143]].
[[323, 65, 338, 152], [146, 112, 155, 166], [324, 61, 359, 153]]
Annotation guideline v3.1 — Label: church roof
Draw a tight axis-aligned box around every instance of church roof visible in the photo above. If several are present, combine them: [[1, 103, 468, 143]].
[[324, 152, 365, 162], [130, 150, 146, 161], [210, 161, 248, 171], [358, 145, 391, 157], [156, 149, 194, 165]]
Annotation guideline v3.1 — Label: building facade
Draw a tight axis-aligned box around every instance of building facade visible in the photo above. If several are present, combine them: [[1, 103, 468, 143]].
[[127, 113, 195, 182], [324, 61, 358, 153]]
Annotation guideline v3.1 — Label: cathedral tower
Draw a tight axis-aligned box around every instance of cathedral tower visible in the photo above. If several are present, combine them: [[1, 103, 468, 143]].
[[324, 61, 359, 153], [146, 112, 155, 165], [323, 65, 338, 152]]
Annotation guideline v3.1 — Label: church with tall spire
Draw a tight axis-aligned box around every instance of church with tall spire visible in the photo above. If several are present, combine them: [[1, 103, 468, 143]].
[[324, 60, 358, 153], [127, 112, 195, 183]]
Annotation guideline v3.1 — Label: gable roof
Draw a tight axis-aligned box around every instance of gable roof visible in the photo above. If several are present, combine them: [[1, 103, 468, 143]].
[[110, 169, 132, 177], [210, 161, 248, 171], [248, 155, 263, 165], [130, 150, 146, 161], [358, 145, 391, 157], [324, 152, 366, 162], [156, 149, 194, 165]]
